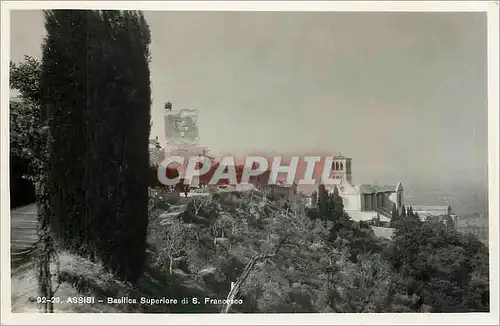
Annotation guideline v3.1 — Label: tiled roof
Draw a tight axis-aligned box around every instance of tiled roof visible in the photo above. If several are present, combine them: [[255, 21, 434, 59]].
[[359, 184, 397, 194]]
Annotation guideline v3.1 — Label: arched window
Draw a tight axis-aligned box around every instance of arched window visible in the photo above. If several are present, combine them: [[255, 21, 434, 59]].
[[340, 162, 344, 171]]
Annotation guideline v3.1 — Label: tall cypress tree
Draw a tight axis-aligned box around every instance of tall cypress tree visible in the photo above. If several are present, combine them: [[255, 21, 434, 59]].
[[391, 204, 398, 220], [41, 10, 91, 253], [391, 204, 398, 227], [40, 10, 152, 282], [407, 206, 414, 218], [311, 190, 318, 207], [401, 204, 407, 218], [331, 186, 344, 219], [317, 184, 329, 228]]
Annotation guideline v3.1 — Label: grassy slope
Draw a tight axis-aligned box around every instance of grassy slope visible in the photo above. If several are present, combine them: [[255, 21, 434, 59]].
[[11, 249, 220, 313]]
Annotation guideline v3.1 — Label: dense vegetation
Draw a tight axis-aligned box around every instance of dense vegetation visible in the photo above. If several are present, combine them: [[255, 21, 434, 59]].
[[9, 58, 40, 208], [10, 54, 56, 311], [10, 10, 489, 314], [144, 185, 489, 313], [390, 218, 489, 312]]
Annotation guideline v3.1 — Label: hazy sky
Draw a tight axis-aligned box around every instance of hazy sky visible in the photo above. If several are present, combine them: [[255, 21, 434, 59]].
[[10, 10, 488, 187]]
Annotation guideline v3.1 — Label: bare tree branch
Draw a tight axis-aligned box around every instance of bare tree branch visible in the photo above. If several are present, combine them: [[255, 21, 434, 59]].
[[221, 238, 287, 313]]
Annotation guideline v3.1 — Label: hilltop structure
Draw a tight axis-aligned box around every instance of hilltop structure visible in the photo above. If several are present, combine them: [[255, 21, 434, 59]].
[[164, 105, 201, 156], [250, 171, 298, 200], [164, 104, 213, 186], [308, 154, 454, 224], [409, 205, 458, 228], [308, 154, 402, 222]]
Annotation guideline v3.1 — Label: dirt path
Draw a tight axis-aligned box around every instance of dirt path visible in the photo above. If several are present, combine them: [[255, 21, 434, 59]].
[[10, 203, 38, 266]]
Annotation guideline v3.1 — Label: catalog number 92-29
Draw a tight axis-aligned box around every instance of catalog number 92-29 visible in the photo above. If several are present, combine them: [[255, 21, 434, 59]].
[[36, 297, 96, 304]]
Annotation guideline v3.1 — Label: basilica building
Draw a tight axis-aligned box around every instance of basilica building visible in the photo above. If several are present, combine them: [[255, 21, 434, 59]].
[[323, 155, 403, 222]]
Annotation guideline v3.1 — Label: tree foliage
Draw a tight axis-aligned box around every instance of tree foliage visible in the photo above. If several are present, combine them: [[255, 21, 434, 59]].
[[9, 56, 43, 207], [390, 204, 398, 227], [401, 204, 407, 218], [389, 218, 489, 312], [307, 185, 347, 230], [10, 55, 58, 312], [407, 206, 415, 219], [40, 10, 152, 282], [146, 184, 489, 313]]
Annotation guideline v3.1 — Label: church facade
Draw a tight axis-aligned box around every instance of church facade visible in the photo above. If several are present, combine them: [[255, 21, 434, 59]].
[[316, 155, 404, 222], [310, 155, 454, 224]]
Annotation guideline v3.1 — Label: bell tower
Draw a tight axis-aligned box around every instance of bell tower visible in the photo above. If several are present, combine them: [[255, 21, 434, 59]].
[[331, 153, 352, 184]]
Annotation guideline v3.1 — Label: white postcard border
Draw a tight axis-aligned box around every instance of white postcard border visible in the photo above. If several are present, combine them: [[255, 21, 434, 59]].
[[1, 1, 498, 325]]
